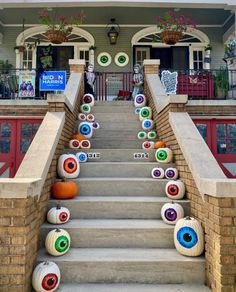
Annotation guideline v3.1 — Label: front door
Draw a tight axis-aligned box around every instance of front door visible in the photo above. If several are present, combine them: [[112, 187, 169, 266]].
[[0, 119, 42, 177]]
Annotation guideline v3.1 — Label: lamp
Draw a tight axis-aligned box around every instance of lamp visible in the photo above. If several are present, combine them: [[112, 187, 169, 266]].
[[106, 18, 120, 45]]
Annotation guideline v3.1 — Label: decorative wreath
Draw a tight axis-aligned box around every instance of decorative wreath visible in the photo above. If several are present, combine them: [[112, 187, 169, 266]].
[[97, 52, 112, 67], [115, 52, 129, 67]]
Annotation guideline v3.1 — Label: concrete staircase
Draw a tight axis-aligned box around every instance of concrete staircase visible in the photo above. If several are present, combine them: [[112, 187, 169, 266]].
[[38, 101, 210, 291]]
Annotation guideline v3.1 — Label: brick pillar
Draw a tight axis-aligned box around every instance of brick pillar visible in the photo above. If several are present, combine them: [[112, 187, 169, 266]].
[[143, 59, 160, 74], [69, 59, 86, 73]]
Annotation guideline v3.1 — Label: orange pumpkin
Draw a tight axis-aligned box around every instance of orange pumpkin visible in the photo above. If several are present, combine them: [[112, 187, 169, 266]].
[[71, 133, 86, 141], [51, 180, 78, 200], [154, 140, 166, 149]]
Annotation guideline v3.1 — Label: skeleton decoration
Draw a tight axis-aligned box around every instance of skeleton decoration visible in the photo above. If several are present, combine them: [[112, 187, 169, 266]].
[[84, 63, 96, 96], [132, 63, 143, 99]]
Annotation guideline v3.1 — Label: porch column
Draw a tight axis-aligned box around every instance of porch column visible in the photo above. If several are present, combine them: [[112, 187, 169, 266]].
[[69, 59, 86, 73], [143, 59, 160, 74]]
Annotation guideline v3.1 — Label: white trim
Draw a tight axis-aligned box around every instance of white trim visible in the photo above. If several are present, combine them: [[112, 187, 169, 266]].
[[131, 26, 210, 45]]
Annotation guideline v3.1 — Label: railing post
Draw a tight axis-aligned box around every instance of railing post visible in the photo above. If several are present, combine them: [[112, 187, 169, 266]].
[[69, 59, 86, 73], [143, 59, 160, 74]]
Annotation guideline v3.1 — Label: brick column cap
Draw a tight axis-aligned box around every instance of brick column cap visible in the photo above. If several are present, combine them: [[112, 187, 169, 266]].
[[69, 59, 86, 66], [143, 59, 160, 66]]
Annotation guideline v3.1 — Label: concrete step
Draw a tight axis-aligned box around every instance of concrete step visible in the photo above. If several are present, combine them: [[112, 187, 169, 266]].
[[49, 196, 190, 219], [41, 219, 174, 248], [90, 113, 139, 122], [37, 248, 205, 284], [95, 101, 134, 107], [92, 106, 135, 113], [76, 178, 167, 196], [57, 283, 211, 292], [80, 162, 174, 178], [95, 121, 143, 130], [65, 149, 156, 162], [89, 138, 142, 149], [92, 130, 148, 139]]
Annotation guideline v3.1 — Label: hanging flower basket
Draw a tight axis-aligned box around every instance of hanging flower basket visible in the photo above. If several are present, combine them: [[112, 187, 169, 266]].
[[160, 30, 183, 45], [46, 30, 68, 44]]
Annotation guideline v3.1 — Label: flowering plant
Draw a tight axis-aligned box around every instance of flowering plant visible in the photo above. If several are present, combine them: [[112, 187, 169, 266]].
[[156, 10, 197, 32], [38, 10, 85, 35]]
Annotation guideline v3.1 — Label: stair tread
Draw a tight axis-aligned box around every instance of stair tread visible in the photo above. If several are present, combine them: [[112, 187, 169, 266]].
[[77, 177, 168, 181], [50, 196, 188, 203], [38, 247, 205, 262], [58, 283, 210, 292], [42, 219, 174, 229]]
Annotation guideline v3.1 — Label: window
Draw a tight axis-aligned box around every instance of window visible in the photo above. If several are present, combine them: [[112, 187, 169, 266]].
[[22, 49, 33, 69], [79, 49, 89, 66], [216, 123, 236, 154], [193, 49, 204, 70], [135, 47, 150, 66]]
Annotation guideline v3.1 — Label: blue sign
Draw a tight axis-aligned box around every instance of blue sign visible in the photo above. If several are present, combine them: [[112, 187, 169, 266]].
[[39, 71, 66, 91]]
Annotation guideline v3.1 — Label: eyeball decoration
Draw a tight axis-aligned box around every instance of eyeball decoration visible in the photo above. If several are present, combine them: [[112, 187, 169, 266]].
[[165, 180, 185, 200], [142, 119, 154, 131], [45, 228, 71, 257], [142, 141, 154, 149], [165, 167, 179, 180], [80, 140, 91, 149], [78, 113, 87, 121], [78, 122, 93, 139], [139, 107, 152, 121], [57, 154, 80, 179], [137, 131, 147, 139], [161, 202, 184, 225], [69, 139, 80, 149], [147, 131, 157, 140], [76, 152, 88, 163], [155, 148, 173, 163], [92, 122, 100, 130], [47, 205, 70, 224], [174, 216, 204, 257], [83, 93, 95, 107], [80, 104, 91, 114], [135, 108, 141, 115], [32, 261, 60, 292], [134, 94, 146, 108], [151, 167, 165, 179], [86, 114, 95, 122]]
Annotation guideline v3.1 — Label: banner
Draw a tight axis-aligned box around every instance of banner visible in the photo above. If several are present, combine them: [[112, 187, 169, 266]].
[[161, 70, 178, 95], [39, 71, 66, 91], [18, 70, 36, 98]]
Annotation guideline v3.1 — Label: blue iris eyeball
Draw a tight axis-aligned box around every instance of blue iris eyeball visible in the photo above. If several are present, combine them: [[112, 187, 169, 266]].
[[78, 122, 93, 138], [142, 119, 154, 131], [76, 152, 88, 163], [135, 108, 141, 115], [177, 226, 198, 249]]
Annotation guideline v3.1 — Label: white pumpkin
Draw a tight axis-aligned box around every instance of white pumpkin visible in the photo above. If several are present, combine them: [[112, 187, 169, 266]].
[[78, 113, 87, 121], [139, 106, 152, 121], [80, 140, 91, 149], [147, 131, 157, 140], [165, 167, 179, 180], [134, 94, 147, 108], [83, 93, 95, 107], [151, 167, 165, 179], [142, 141, 154, 149], [32, 261, 60, 292], [80, 104, 91, 114], [47, 206, 70, 224], [155, 148, 173, 163], [68, 139, 80, 149], [78, 122, 93, 139], [76, 151, 88, 163], [57, 154, 80, 179], [137, 131, 147, 139], [174, 216, 204, 257], [86, 114, 95, 122], [142, 119, 154, 131], [45, 228, 71, 257], [165, 180, 185, 200], [161, 202, 184, 225]]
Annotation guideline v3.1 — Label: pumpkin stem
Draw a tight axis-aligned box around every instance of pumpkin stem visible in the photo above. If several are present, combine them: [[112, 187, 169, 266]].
[[171, 201, 174, 204], [56, 204, 61, 210], [185, 216, 191, 220], [43, 261, 49, 266], [55, 228, 61, 232]]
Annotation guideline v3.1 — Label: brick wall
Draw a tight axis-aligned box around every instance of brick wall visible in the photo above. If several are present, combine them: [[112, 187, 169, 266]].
[[0, 70, 84, 291], [145, 77, 236, 292], [0, 103, 48, 116], [187, 105, 236, 116]]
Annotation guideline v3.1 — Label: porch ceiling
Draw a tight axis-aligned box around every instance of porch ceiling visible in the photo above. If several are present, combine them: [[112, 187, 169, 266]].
[[0, 7, 233, 26]]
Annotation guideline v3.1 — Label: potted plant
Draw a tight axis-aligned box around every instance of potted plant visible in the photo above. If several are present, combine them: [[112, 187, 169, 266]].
[[38, 10, 85, 44], [156, 10, 197, 45], [214, 68, 229, 98], [14, 45, 26, 53]]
